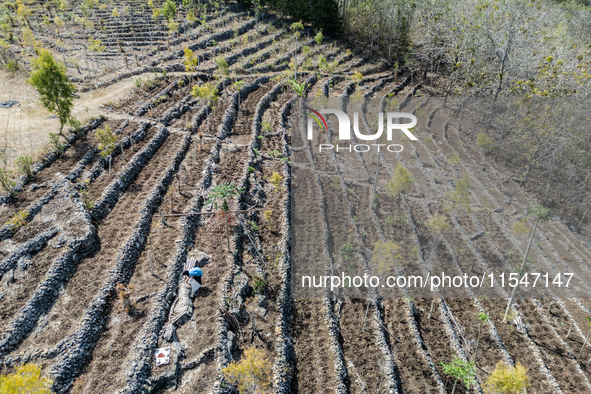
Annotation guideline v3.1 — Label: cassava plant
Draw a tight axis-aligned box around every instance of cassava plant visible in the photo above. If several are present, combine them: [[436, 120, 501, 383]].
[[207, 182, 244, 252], [440, 356, 476, 394]]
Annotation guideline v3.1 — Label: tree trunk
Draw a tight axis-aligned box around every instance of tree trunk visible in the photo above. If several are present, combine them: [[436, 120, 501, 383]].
[[505, 218, 540, 320], [370, 151, 380, 212], [225, 210, 230, 252], [578, 330, 591, 362], [474, 322, 483, 363]]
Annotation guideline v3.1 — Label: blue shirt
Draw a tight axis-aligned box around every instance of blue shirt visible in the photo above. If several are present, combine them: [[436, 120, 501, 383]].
[[188, 267, 202, 277]]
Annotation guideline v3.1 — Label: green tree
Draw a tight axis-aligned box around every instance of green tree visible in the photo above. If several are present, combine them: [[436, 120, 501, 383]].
[[484, 361, 529, 394], [386, 163, 413, 207], [96, 126, 118, 175], [161, 0, 177, 21], [441, 355, 476, 394], [0, 363, 53, 393], [183, 47, 199, 73], [215, 56, 229, 76], [192, 82, 219, 132], [28, 49, 76, 135], [206, 182, 244, 252], [447, 175, 472, 213]]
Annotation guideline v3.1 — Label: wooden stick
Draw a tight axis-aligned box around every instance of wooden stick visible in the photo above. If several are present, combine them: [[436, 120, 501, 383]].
[[373, 317, 400, 343]]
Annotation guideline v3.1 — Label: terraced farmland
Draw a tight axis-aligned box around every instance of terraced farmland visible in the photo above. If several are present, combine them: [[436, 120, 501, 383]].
[[0, 1, 591, 393]]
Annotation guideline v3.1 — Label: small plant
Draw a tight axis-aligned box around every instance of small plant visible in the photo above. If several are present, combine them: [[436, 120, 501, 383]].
[[484, 361, 529, 394], [264, 209, 274, 232], [288, 78, 307, 97], [371, 241, 402, 277], [477, 132, 495, 154], [314, 30, 323, 45], [0, 363, 53, 393], [474, 312, 489, 363], [215, 56, 229, 76], [447, 175, 472, 213], [269, 150, 283, 159], [440, 356, 476, 394], [116, 283, 136, 315], [249, 221, 259, 231], [512, 219, 529, 237], [6, 210, 29, 231], [385, 216, 395, 226], [247, 166, 256, 174], [425, 213, 450, 233], [340, 243, 354, 260], [448, 153, 461, 166], [221, 346, 272, 393], [0, 161, 17, 196], [352, 71, 363, 84], [386, 163, 413, 207], [15, 154, 33, 179], [270, 172, 283, 190], [49, 133, 65, 155], [252, 275, 267, 294], [80, 190, 93, 210], [96, 126, 117, 175], [207, 183, 244, 251], [261, 120, 272, 134]]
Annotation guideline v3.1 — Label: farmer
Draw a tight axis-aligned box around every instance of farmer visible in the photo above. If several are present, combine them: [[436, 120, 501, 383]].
[[183, 267, 202, 285]]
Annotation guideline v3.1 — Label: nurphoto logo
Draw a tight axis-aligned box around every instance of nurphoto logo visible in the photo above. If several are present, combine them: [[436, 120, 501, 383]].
[[305, 107, 418, 153]]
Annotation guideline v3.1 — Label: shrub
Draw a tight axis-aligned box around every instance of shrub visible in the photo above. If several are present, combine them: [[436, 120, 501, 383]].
[[96, 126, 117, 156], [0, 162, 17, 196], [261, 121, 272, 134], [222, 346, 271, 393], [425, 213, 450, 234], [0, 363, 53, 393], [252, 275, 267, 294], [352, 71, 363, 83], [314, 30, 323, 44], [371, 241, 402, 277], [215, 56, 229, 76], [484, 361, 529, 394], [512, 219, 529, 236], [270, 172, 283, 190], [264, 210, 274, 232], [49, 133, 65, 155], [15, 155, 33, 179], [477, 132, 495, 154], [340, 243, 354, 260], [447, 175, 471, 213], [386, 163, 413, 205], [440, 356, 476, 393], [6, 210, 29, 232]]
